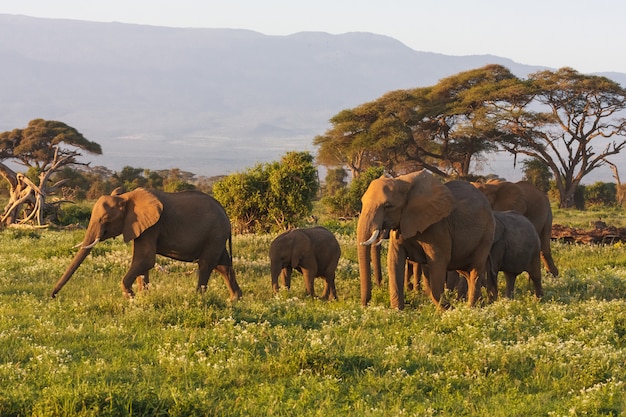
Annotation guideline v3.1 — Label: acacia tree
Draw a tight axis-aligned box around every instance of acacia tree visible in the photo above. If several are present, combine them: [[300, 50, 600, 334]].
[[0, 119, 102, 225], [315, 65, 518, 179], [498, 68, 626, 208]]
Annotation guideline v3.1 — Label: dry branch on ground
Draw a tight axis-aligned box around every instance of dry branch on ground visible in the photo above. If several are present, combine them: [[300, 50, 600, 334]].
[[552, 222, 626, 244]]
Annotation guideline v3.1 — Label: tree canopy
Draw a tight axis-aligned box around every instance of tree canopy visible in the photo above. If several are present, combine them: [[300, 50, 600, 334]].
[[0, 118, 102, 171], [498, 68, 626, 207], [315, 65, 519, 179], [316, 65, 626, 208]]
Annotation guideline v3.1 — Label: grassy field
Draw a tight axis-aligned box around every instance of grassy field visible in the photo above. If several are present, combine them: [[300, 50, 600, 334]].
[[1, 210, 625, 416]]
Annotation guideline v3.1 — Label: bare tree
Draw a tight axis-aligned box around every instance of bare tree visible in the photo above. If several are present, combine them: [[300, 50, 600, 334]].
[[0, 119, 101, 226], [500, 68, 626, 208]]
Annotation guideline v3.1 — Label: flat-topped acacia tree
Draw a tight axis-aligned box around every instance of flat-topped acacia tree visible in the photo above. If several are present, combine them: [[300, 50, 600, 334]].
[[0, 119, 102, 226]]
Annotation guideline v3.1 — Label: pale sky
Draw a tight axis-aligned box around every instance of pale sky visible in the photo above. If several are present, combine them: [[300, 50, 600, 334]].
[[2, 0, 626, 74]]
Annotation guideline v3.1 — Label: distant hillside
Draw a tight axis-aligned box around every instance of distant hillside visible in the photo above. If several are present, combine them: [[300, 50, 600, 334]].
[[1, 14, 624, 181]]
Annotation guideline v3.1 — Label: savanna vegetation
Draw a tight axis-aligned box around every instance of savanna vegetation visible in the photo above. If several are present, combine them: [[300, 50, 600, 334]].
[[0, 208, 625, 416], [1, 64, 626, 415]]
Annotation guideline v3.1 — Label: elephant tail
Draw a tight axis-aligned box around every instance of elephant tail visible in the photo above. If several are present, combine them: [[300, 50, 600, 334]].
[[228, 232, 234, 264]]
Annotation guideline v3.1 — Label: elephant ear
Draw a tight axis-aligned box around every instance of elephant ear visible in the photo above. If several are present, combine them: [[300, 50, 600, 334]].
[[122, 188, 163, 242], [493, 182, 527, 213], [400, 171, 454, 237]]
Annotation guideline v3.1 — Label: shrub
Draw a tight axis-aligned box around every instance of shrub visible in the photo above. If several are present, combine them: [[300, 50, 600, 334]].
[[57, 202, 93, 226], [213, 151, 318, 233], [584, 182, 618, 207]]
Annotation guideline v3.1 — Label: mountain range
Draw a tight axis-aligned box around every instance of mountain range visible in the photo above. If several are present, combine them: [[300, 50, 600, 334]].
[[1, 14, 625, 182]]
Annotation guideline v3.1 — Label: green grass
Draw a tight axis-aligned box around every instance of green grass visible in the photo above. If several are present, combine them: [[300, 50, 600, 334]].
[[1, 210, 625, 416]]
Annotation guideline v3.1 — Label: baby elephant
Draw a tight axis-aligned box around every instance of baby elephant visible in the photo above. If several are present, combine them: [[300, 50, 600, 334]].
[[489, 211, 544, 299], [270, 226, 341, 300]]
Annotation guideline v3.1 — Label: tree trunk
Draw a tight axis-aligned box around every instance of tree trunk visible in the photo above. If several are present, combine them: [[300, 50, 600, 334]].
[[557, 178, 581, 209], [604, 160, 625, 206], [1, 150, 71, 226], [0, 171, 45, 226]]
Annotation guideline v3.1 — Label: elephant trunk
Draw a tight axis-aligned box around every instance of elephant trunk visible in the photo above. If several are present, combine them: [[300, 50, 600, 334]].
[[357, 213, 381, 306], [357, 241, 372, 306], [51, 229, 100, 298], [51, 247, 93, 297]]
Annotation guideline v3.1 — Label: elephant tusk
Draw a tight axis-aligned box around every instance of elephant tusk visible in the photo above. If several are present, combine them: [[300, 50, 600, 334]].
[[81, 238, 100, 249], [360, 229, 380, 246]]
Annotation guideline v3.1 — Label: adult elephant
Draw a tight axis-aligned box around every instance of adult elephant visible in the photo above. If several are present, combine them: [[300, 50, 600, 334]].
[[270, 226, 341, 300], [472, 180, 559, 277], [357, 171, 495, 309], [51, 188, 243, 300]]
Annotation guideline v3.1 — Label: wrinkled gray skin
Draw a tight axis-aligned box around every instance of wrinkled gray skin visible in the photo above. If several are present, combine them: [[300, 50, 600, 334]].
[[473, 180, 558, 277], [358, 171, 495, 310], [52, 188, 242, 300], [489, 211, 544, 299], [270, 226, 341, 300]]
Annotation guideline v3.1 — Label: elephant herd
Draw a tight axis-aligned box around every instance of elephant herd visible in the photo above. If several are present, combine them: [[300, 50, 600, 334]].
[[358, 171, 557, 309], [51, 170, 558, 311]]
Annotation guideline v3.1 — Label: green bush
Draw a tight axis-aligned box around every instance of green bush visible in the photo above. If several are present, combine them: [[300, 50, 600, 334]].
[[56, 202, 93, 226], [321, 166, 384, 217], [584, 181, 618, 207], [213, 151, 318, 233]]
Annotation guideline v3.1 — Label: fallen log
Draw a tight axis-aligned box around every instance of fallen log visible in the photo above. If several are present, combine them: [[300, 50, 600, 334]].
[[551, 223, 626, 245]]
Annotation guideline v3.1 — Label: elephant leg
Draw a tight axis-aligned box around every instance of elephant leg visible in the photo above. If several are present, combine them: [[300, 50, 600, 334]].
[[328, 276, 338, 300], [320, 267, 338, 301], [465, 268, 484, 307], [404, 260, 413, 291], [413, 262, 421, 291], [504, 272, 517, 299], [213, 264, 242, 300], [528, 258, 544, 298], [453, 271, 468, 301], [320, 279, 330, 300], [196, 260, 212, 293], [283, 267, 292, 289], [302, 268, 316, 298], [122, 257, 155, 298], [123, 238, 157, 297], [320, 277, 334, 301], [423, 263, 447, 309], [212, 248, 242, 300], [404, 260, 420, 292], [136, 271, 150, 292]]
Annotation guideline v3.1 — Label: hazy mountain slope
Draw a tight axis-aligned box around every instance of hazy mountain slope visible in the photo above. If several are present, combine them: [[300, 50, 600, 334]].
[[0, 14, 622, 180]]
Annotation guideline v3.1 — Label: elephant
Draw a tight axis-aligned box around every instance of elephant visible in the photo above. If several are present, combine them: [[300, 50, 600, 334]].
[[472, 180, 559, 277], [51, 188, 243, 300], [489, 210, 544, 299], [270, 226, 341, 300], [358, 170, 495, 309], [388, 232, 474, 304], [370, 233, 465, 297]]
